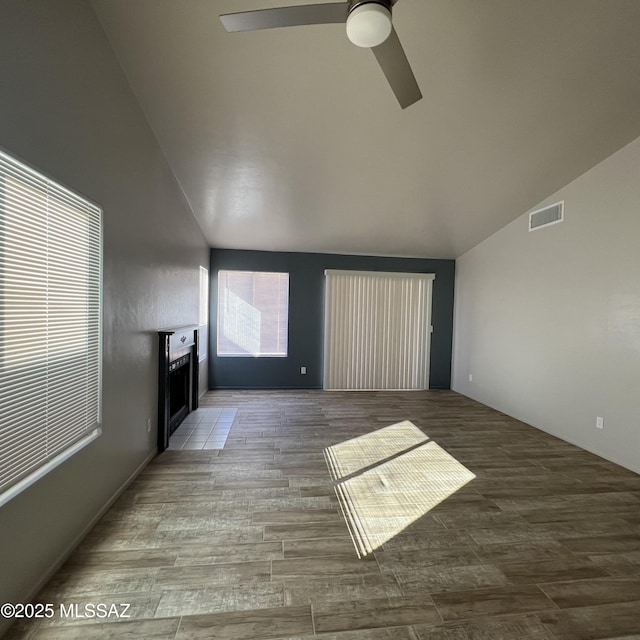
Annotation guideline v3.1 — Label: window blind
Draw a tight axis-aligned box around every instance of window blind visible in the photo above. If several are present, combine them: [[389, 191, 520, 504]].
[[199, 266, 209, 362], [323, 270, 434, 390], [0, 148, 102, 507]]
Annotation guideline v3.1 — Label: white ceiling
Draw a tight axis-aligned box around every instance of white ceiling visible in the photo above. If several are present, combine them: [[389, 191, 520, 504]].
[[92, 0, 640, 258]]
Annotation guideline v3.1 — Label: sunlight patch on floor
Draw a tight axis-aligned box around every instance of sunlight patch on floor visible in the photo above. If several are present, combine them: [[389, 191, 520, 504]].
[[325, 420, 475, 557]]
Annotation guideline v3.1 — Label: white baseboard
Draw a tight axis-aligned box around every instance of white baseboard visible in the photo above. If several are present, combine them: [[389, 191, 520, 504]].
[[453, 389, 640, 476], [17, 448, 156, 608]]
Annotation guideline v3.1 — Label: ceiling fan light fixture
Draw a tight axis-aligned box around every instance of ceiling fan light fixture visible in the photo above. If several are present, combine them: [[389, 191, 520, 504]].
[[346, 3, 392, 48]]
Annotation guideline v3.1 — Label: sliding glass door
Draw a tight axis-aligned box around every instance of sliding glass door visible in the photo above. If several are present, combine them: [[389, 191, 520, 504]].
[[323, 270, 434, 390]]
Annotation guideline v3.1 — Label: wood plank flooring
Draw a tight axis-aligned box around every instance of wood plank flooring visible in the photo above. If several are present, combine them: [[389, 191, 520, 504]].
[[5, 390, 640, 640]]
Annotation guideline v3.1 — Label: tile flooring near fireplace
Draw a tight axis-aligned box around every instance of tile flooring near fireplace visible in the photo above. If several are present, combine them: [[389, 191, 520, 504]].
[[167, 407, 237, 450]]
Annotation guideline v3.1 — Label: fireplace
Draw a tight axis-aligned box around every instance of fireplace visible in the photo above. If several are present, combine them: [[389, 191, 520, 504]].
[[158, 325, 199, 452]]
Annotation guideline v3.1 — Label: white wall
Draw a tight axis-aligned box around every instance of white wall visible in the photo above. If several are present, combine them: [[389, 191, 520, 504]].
[[453, 135, 640, 474], [0, 2, 209, 631]]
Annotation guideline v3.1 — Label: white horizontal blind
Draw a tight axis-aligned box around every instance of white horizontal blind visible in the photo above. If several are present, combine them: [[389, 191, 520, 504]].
[[0, 149, 102, 507], [199, 266, 209, 362], [324, 270, 434, 390]]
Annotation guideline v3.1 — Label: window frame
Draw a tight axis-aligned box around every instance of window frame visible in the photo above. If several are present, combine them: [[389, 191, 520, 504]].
[[216, 269, 290, 358], [198, 265, 209, 363], [0, 146, 102, 508]]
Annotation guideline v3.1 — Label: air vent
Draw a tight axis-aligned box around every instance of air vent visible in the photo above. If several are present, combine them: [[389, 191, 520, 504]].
[[529, 201, 564, 231]]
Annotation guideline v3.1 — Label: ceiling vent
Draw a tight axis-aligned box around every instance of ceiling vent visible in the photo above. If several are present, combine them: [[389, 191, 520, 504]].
[[529, 201, 564, 231]]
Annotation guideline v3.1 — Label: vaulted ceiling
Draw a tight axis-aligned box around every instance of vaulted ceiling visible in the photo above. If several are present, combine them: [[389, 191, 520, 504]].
[[92, 0, 640, 258]]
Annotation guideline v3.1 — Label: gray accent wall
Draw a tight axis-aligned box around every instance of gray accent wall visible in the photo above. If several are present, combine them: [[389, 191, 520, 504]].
[[210, 249, 455, 389], [453, 135, 640, 475], [0, 2, 209, 630]]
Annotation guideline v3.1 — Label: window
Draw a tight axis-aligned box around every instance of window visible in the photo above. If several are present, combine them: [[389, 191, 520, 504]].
[[198, 266, 208, 362], [217, 270, 289, 357], [0, 148, 102, 507]]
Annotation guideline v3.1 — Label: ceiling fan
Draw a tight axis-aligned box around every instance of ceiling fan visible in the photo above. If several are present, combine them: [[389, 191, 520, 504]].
[[219, 1, 422, 109]]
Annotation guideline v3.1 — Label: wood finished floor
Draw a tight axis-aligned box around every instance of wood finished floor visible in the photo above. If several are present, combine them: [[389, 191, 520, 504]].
[[6, 390, 640, 640]]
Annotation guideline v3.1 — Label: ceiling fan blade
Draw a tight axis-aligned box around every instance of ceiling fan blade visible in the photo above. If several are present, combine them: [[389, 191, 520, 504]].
[[372, 27, 422, 109], [220, 3, 349, 32]]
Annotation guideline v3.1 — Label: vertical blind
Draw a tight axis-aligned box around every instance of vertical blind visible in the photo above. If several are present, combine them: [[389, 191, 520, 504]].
[[323, 270, 434, 390], [0, 148, 102, 507]]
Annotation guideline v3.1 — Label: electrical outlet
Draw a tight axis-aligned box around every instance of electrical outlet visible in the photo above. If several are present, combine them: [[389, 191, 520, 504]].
[[147, 418, 152, 433], [596, 416, 604, 430], [468, 374, 473, 382], [300, 366, 307, 375]]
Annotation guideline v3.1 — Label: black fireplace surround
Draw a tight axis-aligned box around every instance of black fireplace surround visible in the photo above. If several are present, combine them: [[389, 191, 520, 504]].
[[157, 325, 199, 452]]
